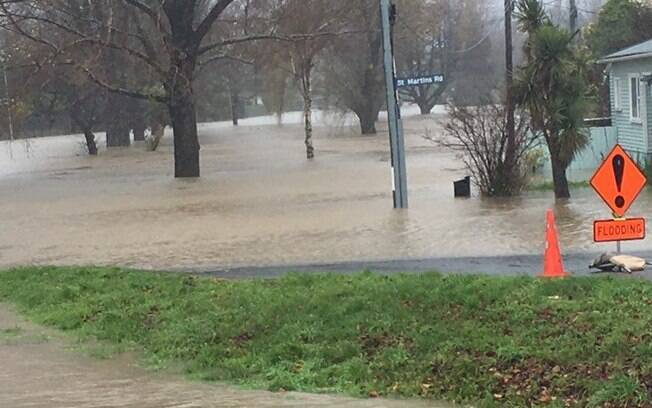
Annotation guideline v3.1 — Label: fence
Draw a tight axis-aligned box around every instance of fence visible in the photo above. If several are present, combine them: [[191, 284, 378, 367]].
[[540, 126, 618, 182]]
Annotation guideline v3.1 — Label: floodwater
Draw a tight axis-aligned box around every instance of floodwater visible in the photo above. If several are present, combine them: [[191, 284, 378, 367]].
[[0, 107, 650, 271]]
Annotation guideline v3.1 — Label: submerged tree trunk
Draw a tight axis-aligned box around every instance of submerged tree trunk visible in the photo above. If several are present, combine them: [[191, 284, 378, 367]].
[[230, 88, 239, 126], [146, 121, 166, 152], [356, 90, 381, 135], [413, 87, 438, 115], [105, 93, 131, 147], [106, 125, 130, 147], [418, 101, 434, 115], [300, 68, 314, 159], [550, 154, 570, 199], [133, 124, 146, 142], [356, 106, 379, 135], [168, 58, 200, 177], [84, 130, 98, 155], [303, 92, 314, 159], [103, 7, 131, 148], [169, 97, 200, 177], [130, 99, 147, 141], [70, 111, 98, 156], [360, 118, 376, 134]]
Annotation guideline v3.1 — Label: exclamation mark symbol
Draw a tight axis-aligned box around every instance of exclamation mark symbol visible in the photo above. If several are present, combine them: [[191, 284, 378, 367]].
[[613, 154, 625, 208]]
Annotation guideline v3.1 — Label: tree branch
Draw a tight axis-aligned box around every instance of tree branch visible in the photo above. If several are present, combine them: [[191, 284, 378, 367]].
[[75, 62, 167, 104], [194, 0, 236, 43]]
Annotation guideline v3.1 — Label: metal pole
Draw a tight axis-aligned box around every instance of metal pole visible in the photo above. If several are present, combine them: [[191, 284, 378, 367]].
[[614, 212, 622, 253], [380, 0, 408, 209], [504, 0, 516, 176]]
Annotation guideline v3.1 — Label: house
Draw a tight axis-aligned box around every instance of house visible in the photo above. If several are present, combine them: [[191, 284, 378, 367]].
[[599, 39, 652, 165]]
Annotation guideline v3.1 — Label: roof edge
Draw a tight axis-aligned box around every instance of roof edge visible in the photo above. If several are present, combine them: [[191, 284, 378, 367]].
[[598, 52, 652, 64]]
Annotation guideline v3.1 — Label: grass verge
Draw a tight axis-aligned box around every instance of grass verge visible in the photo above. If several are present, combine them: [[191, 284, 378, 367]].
[[1, 267, 652, 407]]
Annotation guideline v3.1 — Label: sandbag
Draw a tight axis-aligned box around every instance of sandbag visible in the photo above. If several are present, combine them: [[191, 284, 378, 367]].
[[589, 252, 650, 273]]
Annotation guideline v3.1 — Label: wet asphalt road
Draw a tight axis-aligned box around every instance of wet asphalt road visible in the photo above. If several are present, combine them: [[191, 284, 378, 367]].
[[195, 250, 652, 280]]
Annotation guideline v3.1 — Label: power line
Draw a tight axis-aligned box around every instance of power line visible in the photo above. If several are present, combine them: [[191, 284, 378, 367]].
[[396, 14, 505, 55], [396, 0, 601, 55]]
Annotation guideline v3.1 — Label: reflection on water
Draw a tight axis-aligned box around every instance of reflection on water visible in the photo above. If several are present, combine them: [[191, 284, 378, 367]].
[[0, 112, 648, 271]]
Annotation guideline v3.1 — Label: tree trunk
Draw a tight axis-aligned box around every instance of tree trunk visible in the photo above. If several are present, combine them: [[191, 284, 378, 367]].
[[103, 8, 131, 148], [418, 101, 434, 115], [147, 121, 165, 152], [165, 52, 200, 177], [70, 111, 98, 156], [551, 155, 571, 199], [356, 105, 378, 135], [133, 124, 146, 142], [302, 86, 314, 160], [360, 118, 376, 134], [169, 99, 200, 177], [129, 99, 147, 141], [169, 86, 200, 177], [230, 89, 239, 126], [105, 93, 131, 147], [106, 125, 130, 147], [84, 129, 98, 155]]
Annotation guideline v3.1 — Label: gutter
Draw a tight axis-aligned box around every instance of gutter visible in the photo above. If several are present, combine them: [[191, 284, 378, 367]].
[[598, 52, 652, 64]]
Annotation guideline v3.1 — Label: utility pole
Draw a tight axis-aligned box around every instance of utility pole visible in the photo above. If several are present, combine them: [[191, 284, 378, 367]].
[[380, 0, 408, 209], [569, 0, 578, 35], [504, 0, 516, 184]]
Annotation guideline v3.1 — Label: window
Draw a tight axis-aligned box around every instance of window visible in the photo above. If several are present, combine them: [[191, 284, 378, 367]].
[[630, 75, 641, 122], [614, 78, 621, 111]]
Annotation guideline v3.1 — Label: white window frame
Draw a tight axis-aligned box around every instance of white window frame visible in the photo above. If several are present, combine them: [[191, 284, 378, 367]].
[[629, 74, 642, 123], [614, 77, 622, 111]]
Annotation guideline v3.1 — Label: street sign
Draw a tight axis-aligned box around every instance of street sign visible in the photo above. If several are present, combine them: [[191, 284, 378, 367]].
[[594, 218, 646, 243], [590, 144, 646, 218], [395, 74, 444, 88]]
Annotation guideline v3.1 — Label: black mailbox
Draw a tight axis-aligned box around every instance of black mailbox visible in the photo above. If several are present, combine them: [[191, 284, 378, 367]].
[[454, 176, 471, 197]]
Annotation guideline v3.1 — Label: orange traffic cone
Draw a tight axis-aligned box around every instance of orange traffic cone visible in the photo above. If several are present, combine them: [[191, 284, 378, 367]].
[[542, 209, 569, 278]]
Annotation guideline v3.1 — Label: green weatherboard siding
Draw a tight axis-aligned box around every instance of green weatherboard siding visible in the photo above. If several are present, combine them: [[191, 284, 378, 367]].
[[609, 58, 652, 162]]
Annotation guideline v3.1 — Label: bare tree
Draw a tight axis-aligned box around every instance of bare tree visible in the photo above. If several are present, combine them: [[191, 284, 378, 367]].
[[394, 0, 497, 112], [0, 4, 105, 153], [439, 101, 537, 196], [0, 0, 265, 177], [394, 0, 448, 115], [273, 0, 347, 158], [322, 0, 384, 135]]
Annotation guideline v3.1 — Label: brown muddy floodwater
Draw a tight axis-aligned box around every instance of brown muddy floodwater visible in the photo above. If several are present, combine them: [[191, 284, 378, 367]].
[[0, 108, 650, 271]]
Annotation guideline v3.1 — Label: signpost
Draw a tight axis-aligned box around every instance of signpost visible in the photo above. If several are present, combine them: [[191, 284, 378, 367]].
[[379, 1, 447, 209], [590, 144, 647, 251], [380, 0, 408, 209]]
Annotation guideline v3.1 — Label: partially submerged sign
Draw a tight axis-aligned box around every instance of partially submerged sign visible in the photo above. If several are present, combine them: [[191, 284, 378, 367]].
[[594, 218, 646, 242], [590, 144, 646, 218], [395, 74, 444, 88]]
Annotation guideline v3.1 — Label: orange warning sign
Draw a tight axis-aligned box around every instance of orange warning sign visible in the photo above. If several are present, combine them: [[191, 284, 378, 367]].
[[594, 218, 646, 242], [590, 144, 646, 217]]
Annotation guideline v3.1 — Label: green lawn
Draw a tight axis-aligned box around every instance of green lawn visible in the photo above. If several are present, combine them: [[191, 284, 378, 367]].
[[1, 267, 652, 407]]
